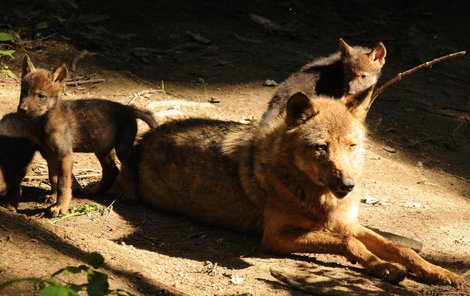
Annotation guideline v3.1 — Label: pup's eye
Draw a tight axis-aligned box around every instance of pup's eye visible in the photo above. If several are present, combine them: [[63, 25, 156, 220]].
[[349, 143, 357, 150], [37, 93, 47, 100], [360, 74, 368, 79]]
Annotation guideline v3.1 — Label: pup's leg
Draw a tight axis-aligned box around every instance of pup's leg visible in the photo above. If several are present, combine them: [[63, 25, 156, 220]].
[[353, 226, 462, 286], [49, 153, 73, 217], [93, 150, 119, 195], [44, 152, 58, 204], [114, 121, 138, 166], [263, 204, 407, 284]]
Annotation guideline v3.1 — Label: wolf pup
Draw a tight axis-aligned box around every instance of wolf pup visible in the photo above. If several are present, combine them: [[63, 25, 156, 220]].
[[18, 55, 158, 217], [260, 38, 386, 124], [0, 113, 39, 211], [120, 88, 461, 286]]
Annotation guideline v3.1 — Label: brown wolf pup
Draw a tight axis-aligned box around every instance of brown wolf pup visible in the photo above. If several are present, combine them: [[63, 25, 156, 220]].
[[18, 55, 158, 217], [120, 88, 461, 286], [0, 113, 39, 210], [260, 38, 386, 125]]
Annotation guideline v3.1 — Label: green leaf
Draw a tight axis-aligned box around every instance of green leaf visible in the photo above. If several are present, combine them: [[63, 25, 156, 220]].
[[0, 32, 13, 42], [0, 50, 15, 58], [36, 21, 49, 30], [2, 69, 17, 80], [87, 252, 105, 269], [40, 286, 77, 296]]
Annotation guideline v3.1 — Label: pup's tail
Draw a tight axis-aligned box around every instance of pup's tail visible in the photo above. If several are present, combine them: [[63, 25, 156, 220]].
[[135, 108, 158, 128]]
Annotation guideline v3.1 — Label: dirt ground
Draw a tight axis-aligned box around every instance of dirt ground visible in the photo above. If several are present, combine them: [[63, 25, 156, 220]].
[[0, 1, 469, 295]]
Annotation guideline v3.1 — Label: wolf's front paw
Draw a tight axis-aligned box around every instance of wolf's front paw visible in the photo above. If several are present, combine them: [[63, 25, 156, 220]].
[[368, 261, 407, 284], [48, 203, 69, 217], [418, 266, 462, 287]]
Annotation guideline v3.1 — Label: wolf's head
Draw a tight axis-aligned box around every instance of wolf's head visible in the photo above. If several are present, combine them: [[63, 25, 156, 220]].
[[283, 87, 374, 198], [339, 38, 386, 96], [17, 55, 68, 119]]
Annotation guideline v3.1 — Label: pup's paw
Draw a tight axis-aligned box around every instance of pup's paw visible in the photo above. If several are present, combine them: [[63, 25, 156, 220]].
[[368, 261, 407, 284], [48, 203, 69, 217]]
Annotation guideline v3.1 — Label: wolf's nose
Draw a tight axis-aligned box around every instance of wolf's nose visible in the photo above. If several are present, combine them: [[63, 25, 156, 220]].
[[341, 177, 355, 192]]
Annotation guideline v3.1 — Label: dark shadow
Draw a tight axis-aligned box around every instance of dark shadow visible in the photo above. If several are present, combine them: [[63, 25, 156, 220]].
[[0, 208, 183, 295]]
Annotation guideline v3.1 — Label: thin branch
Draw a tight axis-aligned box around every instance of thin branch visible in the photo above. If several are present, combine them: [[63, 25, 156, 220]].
[[371, 51, 466, 104], [66, 78, 105, 87]]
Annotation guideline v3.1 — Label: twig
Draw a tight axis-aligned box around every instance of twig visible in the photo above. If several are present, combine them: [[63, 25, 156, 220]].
[[127, 89, 157, 105], [66, 78, 105, 87], [105, 196, 119, 219], [186, 231, 210, 239], [371, 51, 466, 104]]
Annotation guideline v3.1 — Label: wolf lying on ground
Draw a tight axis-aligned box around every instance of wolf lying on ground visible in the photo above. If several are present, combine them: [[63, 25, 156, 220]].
[[120, 87, 461, 286], [18, 55, 158, 217], [260, 38, 386, 125]]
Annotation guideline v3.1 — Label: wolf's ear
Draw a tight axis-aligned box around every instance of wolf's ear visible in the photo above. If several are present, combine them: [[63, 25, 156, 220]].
[[51, 63, 68, 85], [340, 85, 375, 122], [339, 38, 353, 58], [22, 54, 36, 78], [368, 42, 386, 66], [285, 92, 319, 127]]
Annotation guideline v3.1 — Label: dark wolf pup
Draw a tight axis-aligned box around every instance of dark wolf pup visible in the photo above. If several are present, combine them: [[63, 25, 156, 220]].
[[0, 113, 39, 210], [121, 88, 461, 286], [260, 38, 386, 124], [18, 55, 158, 217]]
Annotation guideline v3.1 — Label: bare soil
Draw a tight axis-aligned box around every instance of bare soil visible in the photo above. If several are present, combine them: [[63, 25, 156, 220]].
[[0, 1, 469, 295]]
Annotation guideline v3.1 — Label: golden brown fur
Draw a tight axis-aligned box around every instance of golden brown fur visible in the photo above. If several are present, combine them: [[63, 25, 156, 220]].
[[121, 88, 461, 286]]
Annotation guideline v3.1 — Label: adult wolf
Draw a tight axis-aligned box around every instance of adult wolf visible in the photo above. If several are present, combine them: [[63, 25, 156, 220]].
[[121, 87, 461, 286]]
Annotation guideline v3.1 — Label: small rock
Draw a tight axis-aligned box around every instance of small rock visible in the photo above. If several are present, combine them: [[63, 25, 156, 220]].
[[231, 273, 245, 285], [186, 31, 212, 45], [361, 194, 378, 204], [382, 145, 397, 153], [209, 97, 221, 104], [263, 79, 278, 87], [403, 202, 422, 209]]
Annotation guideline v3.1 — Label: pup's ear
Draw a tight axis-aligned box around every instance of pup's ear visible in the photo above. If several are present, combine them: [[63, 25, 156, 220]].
[[339, 38, 353, 58], [368, 42, 386, 66], [22, 54, 36, 78], [285, 92, 318, 127], [51, 63, 68, 85], [340, 85, 375, 122]]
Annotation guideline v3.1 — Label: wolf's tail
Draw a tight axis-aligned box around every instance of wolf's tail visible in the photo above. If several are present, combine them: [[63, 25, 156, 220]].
[[135, 108, 158, 128]]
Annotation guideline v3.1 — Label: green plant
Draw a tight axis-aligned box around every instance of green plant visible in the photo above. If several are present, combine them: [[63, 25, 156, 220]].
[[0, 32, 17, 79], [0, 252, 133, 296], [9, 0, 129, 49], [50, 202, 106, 224]]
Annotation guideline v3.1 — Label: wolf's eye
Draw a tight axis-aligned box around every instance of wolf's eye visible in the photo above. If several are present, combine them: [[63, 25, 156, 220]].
[[37, 92, 47, 100], [314, 144, 328, 154], [349, 143, 357, 150]]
